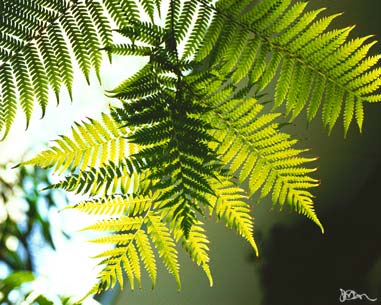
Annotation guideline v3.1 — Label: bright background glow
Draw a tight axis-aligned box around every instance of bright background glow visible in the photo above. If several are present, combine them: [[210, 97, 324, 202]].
[[0, 50, 147, 302]]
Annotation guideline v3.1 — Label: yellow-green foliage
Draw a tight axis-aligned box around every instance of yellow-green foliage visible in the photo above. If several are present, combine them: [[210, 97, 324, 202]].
[[195, 0, 381, 135], [22, 113, 135, 174], [10, 0, 381, 300]]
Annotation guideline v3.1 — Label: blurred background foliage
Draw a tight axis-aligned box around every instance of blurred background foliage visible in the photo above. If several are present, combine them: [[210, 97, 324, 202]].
[[0, 164, 78, 305], [0, 165, 66, 272]]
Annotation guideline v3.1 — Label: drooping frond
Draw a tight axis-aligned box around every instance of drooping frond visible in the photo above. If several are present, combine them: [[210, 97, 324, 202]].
[[193, 0, 381, 135], [107, 16, 223, 237], [184, 68, 323, 232], [72, 193, 181, 293], [0, 0, 162, 138], [21, 113, 134, 174], [19, 0, 381, 299], [173, 220, 213, 286], [207, 177, 258, 256], [209, 97, 323, 232]]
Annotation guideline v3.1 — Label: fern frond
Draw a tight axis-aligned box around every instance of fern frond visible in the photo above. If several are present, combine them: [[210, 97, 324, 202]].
[[83, 216, 146, 232], [135, 229, 157, 287], [71, 189, 181, 292], [208, 177, 258, 256], [195, 0, 381, 134], [48, 158, 144, 196], [0, 0, 164, 138], [108, 51, 222, 236], [21, 113, 133, 174], [0, 63, 17, 138], [146, 212, 181, 288], [66, 194, 153, 217], [173, 221, 212, 286], [205, 97, 323, 232]]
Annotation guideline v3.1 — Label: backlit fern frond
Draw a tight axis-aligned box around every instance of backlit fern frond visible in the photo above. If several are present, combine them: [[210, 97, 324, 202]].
[[208, 97, 323, 232], [184, 68, 322, 231], [110, 67, 221, 236], [66, 193, 153, 216], [73, 193, 181, 294], [0, 0, 162, 138], [106, 15, 223, 237], [172, 219, 212, 286], [20, 0, 381, 299], [21, 113, 135, 174], [47, 158, 146, 196], [207, 177, 258, 255], [194, 0, 381, 135]]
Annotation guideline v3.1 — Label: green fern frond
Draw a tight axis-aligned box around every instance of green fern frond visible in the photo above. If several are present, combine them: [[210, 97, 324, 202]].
[[0, 63, 17, 138], [48, 158, 144, 196], [66, 194, 153, 216], [107, 42, 222, 236], [195, 0, 381, 135], [0, 0, 162, 138], [146, 212, 181, 288], [205, 96, 323, 232], [71, 191, 181, 293], [21, 113, 133, 174], [135, 229, 157, 287], [173, 221, 213, 286], [208, 177, 258, 256], [20, 0, 381, 299]]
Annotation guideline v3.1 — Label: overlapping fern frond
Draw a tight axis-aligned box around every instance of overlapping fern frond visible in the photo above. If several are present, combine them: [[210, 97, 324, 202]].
[[193, 0, 381, 135], [0, 0, 161, 138], [107, 16, 224, 237], [17, 0, 381, 299], [22, 1, 324, 296]]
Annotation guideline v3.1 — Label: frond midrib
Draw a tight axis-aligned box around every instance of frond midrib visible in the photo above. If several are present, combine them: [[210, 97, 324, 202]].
[[197, 0, 375, 101], [96, 207, 153, 285], [212, 108, 315, 205]]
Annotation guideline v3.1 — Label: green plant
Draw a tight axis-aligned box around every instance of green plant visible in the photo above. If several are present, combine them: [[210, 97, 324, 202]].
[[0, 165, 68, 272], [1, 0, 380, 300], [0, 271, 84, 305]]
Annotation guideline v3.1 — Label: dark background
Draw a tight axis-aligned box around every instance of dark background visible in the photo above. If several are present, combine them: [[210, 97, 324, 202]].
[[260, 1, 381, 304], [112, 1, 381, 304]]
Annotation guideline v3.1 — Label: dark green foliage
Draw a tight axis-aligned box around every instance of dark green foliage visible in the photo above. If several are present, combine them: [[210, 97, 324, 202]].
[[0, 0, 162, 139], [109, 16, 223, 237]]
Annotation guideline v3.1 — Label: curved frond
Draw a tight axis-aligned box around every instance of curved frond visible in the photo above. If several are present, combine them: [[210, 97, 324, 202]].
[[174, 221, 213, 286], [208, 177, 258, 256], [195, 0, 381, 135], [20, 0, 381, 299], [47, 158, 145, 196], [208, 97, 323, 232], [146, 212, 181, 288], [73, 193, 180, 293], [108, 49, 222, 237]]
